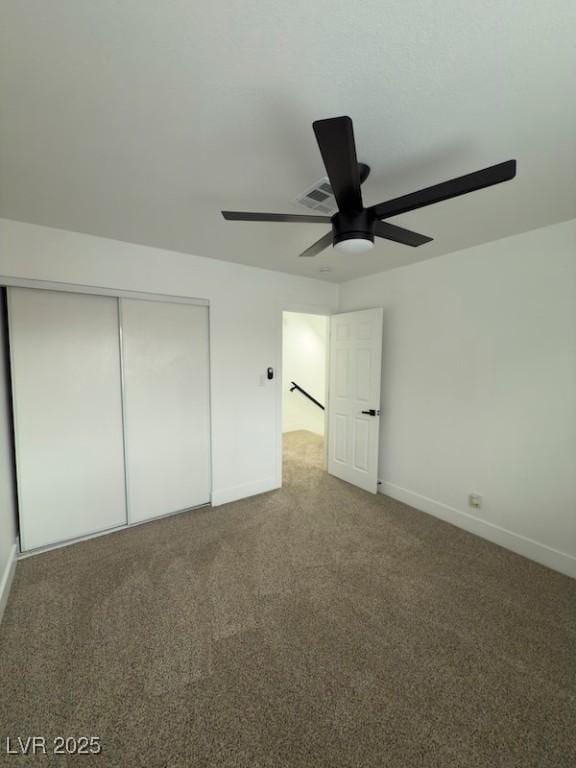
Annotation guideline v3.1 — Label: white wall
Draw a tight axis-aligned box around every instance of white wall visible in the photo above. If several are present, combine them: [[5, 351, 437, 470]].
[[282, 312, 327, 435], [2, 216, 574, 579], [0, 290, 18, 621], [0, 219, 338, 507], [340, 219, 576, 578]]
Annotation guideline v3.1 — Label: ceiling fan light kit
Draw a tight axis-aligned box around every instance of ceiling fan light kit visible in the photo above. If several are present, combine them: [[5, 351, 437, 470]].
[[335, 237, 374, 254], [222, 116, 516, 261], [332, 208, 375, 252]]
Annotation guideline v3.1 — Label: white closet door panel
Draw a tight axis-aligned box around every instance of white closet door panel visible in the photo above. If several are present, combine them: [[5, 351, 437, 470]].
[[9, 288, 126, 551], [121, 300, 211, 523]]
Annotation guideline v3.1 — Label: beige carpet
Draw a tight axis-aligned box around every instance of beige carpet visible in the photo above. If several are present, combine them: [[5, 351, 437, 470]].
[[0, 430, 575, 767]]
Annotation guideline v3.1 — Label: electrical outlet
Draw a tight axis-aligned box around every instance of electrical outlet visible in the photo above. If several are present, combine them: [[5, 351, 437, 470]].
[[469, 493, 482, 510]]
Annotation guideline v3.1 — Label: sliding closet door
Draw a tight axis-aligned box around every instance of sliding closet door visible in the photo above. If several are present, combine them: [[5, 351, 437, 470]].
[[120, 299, 211, 523], [9, 288, 126, 551]]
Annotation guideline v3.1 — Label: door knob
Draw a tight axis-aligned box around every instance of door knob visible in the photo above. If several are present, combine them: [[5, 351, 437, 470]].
[[361, 409, 380, 416]]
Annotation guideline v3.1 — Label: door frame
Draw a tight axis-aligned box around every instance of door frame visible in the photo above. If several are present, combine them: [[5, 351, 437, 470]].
[[276, 303, 332, 487]]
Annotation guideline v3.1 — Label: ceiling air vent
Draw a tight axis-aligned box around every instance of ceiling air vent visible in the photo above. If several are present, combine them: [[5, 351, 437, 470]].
[[295, 177, 337, 215]]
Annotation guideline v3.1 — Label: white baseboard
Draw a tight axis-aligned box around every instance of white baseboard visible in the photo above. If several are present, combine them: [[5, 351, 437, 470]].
[[380, 481, 576, 579], [0, 541, 18, 625], [212, 477, 280, 507]]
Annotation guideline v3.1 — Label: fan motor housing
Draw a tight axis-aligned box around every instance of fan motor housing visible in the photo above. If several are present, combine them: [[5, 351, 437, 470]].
[[331, 209, 376, 246]]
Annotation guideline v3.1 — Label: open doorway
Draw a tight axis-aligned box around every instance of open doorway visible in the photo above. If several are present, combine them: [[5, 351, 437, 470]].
[[282, 311, 328, 477]]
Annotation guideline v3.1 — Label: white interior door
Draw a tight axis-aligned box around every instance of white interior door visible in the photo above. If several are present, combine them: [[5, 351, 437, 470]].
[[327, 308, 383, 493], [120, 299, 211, 524], [9, 288, 127, 551]]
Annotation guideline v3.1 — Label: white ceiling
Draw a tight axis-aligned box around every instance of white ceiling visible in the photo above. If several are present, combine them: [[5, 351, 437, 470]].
[[1, 1, 575, 283]]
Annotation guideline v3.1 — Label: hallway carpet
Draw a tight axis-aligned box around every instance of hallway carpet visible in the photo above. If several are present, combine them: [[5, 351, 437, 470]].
[[0, 430, 575, 767]]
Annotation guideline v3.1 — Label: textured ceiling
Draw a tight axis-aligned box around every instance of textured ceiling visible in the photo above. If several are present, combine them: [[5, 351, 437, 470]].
[[1, 1, 575, 283]]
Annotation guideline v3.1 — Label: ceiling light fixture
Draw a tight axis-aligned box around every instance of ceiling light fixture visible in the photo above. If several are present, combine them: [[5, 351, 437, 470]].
[[334, 237, 374, 254]]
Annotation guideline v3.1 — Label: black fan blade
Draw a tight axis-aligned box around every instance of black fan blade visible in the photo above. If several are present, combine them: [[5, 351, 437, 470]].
[[298, 231, 333, 258], [313, 116, 363, 213], [375, 220, 433, 247], [222, 211, 331, 223], [369, 160, 517, 220]]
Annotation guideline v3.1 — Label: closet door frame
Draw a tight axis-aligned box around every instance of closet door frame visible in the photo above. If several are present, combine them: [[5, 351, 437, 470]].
[[2, 276, 213, 555], [0, 275, 209, 308]]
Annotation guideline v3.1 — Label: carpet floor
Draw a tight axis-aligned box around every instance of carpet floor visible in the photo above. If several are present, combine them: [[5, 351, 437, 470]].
[[0, 430, 575, 767]]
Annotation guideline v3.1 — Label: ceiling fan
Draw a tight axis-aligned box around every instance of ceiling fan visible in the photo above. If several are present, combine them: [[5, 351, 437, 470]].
[[222, 116, 516, 258]]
